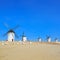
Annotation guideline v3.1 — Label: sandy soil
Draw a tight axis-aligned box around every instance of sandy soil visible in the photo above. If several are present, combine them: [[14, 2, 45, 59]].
[[0, 42, 60, 60]]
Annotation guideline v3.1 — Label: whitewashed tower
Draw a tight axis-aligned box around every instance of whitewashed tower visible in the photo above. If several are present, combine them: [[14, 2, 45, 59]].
[[55, 38, 58, 43], [3, 25, 19, 42], [8, 30, 15, 42], [47, 36, 51, 42], [22, 32, 27, 42], [38, 37, 42, 42]]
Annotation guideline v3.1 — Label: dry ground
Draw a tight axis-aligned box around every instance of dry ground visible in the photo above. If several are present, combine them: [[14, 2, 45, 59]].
[[0, 42, 60, 60]]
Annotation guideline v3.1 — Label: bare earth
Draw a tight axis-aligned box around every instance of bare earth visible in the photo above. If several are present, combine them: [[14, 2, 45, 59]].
[[0, 42, 60, 60]]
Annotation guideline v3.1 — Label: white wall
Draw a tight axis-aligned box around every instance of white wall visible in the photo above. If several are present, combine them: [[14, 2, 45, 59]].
[[22, 37, 27, 42], [8, 32, 15, 42], [38, 38, 42, 42], [55, 39, 58, 42], [47, 38, 51, 42]]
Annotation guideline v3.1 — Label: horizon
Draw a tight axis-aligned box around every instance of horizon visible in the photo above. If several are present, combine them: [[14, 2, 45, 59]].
[[0, 0, 60, 42]]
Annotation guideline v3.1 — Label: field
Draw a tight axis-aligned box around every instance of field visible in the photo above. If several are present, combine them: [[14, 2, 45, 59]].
[[0, 42, 60, 60]]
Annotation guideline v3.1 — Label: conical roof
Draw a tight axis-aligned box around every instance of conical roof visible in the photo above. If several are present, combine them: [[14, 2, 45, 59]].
[[8, 29, 15, 33]]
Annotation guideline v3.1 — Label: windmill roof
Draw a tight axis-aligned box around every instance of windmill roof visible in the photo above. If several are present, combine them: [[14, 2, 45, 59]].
[[8, 30, 15, 33]]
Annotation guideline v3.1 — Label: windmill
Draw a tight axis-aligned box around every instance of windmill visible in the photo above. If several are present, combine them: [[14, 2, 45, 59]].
[[37, 37, 42, 42], [20, 32, 27, 42], [55, 38, 58, 43], [46, 35, 51, 42], [3, 25, 19, 42]]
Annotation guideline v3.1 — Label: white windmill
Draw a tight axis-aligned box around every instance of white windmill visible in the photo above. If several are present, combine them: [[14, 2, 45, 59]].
[[38, 37, 42, 42], [22, 32, 27, 42], [7, 30, 15, 42], [47, 36, 51, 42], [55, 38, 58, 43], [3, 25, 19, 42]]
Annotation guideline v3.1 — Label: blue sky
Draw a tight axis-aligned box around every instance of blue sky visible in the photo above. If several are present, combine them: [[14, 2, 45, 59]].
[[0, 0, 60, 41]]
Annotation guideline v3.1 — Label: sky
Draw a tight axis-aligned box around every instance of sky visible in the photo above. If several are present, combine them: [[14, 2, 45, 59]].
[[0, 0, 60, 42]]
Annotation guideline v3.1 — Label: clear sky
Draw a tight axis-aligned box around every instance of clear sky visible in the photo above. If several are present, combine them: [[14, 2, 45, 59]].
[[0, 0, 60, 42]]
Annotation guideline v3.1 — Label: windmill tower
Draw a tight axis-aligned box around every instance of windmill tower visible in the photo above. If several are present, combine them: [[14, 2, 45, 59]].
[[22, 32, 27, 42], [38, 37, 42, 42], [3, 25, 19, 42], [55, 38, 58, 43], [7, 30, 15, 42], [47, 36, 51, 42]]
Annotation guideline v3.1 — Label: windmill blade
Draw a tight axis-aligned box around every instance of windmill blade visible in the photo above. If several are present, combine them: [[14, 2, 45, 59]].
[[47, 36, 50, 39], [15, 33, 19, 38], [22, 32, 25, 36], [55, 38, 58, 40], [12, 25, 20, 30], [3, 32, 8, 37], [19, 32, 25, 38], [46, 35, 50, 39], [19, 32, 25, 40], [3, 22, 10, 29]]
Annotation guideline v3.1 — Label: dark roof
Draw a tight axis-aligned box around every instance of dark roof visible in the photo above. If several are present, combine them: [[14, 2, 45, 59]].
[[8, 29, 15, 33]]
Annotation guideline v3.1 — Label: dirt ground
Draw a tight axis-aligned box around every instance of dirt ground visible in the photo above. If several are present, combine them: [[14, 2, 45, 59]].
[[0, 42, 60, 60]]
